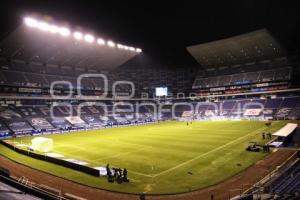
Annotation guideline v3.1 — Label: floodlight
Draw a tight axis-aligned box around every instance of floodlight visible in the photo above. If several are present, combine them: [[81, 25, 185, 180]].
[[97, 38, 105, 45], [37, 22, 50, 31], [24, 17, 38, 27], [117, 44, 123, 49], [73, 32, 83, 40], [23, 16, 135, 50], [48, 25, 59, 33], [136, 48, 142, 53], [129, 47, 135, 51], [107, 40, 115, 47], [84, 34, 95, 43], [59, 27, 70, 36]]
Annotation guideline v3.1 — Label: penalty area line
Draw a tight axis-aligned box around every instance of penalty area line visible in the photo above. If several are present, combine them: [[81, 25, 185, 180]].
[[94, 146, 152, 162], [53, 148, 154, 178]]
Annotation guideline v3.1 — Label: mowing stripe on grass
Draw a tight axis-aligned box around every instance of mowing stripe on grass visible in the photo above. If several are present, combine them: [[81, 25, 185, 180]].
[[94, 146, 152, 162], [53, 149, 154, 178], [92, 137, 149, 148], [3, 121, 286, 194], [152, 126, 267, 178]]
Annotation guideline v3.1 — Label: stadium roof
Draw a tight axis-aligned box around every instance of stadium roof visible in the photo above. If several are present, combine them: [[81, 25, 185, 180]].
[[0, 16, 141, 70], [272, 123, 298, 137], [186, 29, 285, 68]]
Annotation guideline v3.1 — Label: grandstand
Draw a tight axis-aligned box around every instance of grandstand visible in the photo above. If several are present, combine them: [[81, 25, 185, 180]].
[[0, 2, 300, 200]]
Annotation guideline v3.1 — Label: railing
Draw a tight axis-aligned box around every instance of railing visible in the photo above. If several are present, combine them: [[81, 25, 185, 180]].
[[0, 174, 66, 200], [243, 150, 299, 195]]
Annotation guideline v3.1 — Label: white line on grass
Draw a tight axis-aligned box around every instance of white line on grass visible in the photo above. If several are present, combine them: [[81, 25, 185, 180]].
[[94, 146, 152, 162], [50, 122, 279, 179], [54, 143, 104, 155], [192, 128, 250, 132], [152, 126, 267, 178], [126, 170, 154, 178], [92, 137, 152, 148], [54, 148, 154, 178]]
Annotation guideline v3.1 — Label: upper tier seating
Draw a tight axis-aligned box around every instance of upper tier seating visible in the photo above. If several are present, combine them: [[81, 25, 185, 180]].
[[193, 67, 291, 89], [0, 58, 197, 94]]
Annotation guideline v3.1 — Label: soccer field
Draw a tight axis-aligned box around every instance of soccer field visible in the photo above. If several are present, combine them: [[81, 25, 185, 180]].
[[1, 120, 287, 194]]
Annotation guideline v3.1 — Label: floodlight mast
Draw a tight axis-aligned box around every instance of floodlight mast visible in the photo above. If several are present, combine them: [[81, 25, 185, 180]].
[[23, 16, 142, 52]]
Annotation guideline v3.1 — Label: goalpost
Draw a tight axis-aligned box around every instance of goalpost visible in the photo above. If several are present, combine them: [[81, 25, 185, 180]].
[[30, 137, 53, 153]]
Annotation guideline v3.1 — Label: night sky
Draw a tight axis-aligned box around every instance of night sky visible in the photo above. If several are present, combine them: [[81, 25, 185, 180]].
[[0, 0, 299, 66]]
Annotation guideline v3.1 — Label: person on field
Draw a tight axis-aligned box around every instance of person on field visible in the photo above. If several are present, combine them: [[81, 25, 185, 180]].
[[267, 132, 272, 139], [106, 164, 111, 177], [262, 132, 265, 139], [123, 168, 128, 181], [117, 168, 123, 183], [139, 192, 146, 200], [113, 168, 117, 180]]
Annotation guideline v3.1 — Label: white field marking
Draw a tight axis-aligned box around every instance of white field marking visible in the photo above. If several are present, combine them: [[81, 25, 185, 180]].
[[129, 178, 141, 183], [51, 122, 279, 179], [53, 149, 154, 178], [54, 138, 156, 177], [94, 146, 152, 161], [54, 143, 104, 156], [191, 128, 250, 132], [122, 170, 153, 178], [55, 142, 87, 151], [55, 134, 150, 149], [152, 126, 268, 178], [150, 121, 280, 178], [89, 137, 152, 148], [55, 139, 154, 159], [55, 137, 143, 155], [148, 127, 250, 133]]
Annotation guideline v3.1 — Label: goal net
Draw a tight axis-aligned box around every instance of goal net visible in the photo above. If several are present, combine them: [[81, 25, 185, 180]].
[[30, 137, 53, 153]]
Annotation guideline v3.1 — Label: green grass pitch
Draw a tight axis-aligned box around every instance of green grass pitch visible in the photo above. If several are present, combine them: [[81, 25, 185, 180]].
[[0, 120, 287, 194]]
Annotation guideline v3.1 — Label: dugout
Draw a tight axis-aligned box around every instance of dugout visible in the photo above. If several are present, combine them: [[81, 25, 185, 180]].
[[271, 123, 298, 147]]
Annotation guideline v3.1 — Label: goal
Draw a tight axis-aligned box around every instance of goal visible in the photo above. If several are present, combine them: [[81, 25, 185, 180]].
[[30, 137, 53, 153]]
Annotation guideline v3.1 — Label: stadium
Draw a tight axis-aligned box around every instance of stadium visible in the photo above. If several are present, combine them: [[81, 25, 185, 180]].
[[0, 1, 299, 200]]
